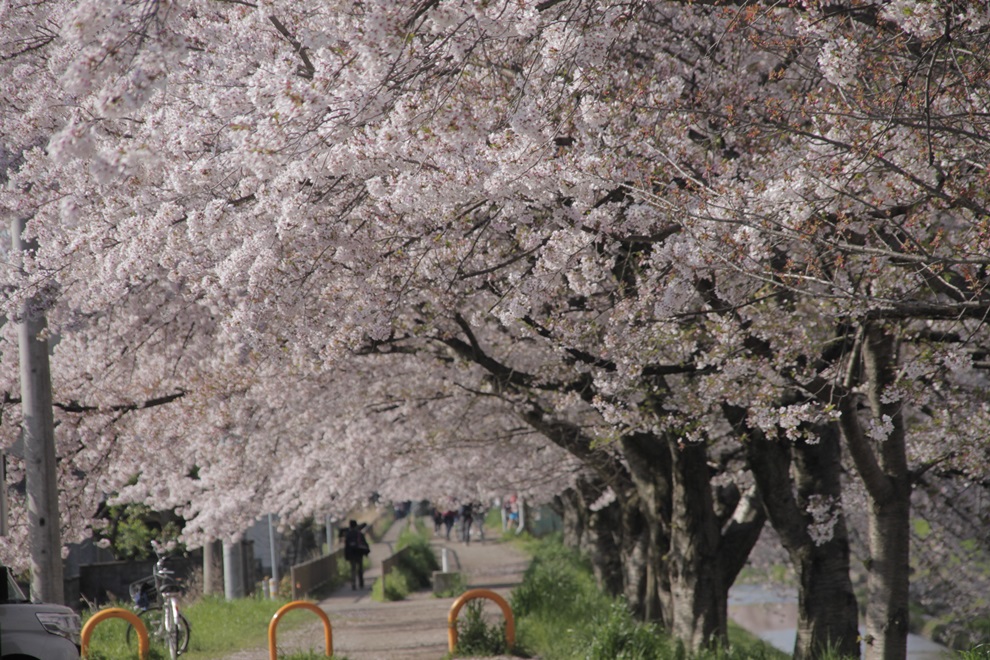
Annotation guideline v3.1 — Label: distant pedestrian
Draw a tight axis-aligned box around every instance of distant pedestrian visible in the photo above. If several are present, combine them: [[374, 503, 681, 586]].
[[460, 503, 474, 544], [507, 496, 520, 531], [341, 520, 370, 590], [443, 509, 457, 540], [432, 507, 443, 535], [476, 502, 488, 541]]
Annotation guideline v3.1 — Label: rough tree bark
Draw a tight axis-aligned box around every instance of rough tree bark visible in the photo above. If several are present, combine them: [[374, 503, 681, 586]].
[[556, 478, 625, 597], [805, 323, 911, 660], [727, 402, 860, 660], [621, 433, 672, 622], [857, 325, 911, 660], [667, 436, 727, 649]]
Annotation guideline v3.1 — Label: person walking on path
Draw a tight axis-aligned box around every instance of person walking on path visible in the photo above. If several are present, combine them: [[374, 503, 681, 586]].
[[443, 509, 457, 540], [341, 520, 370, 590], [460, 502, 474, 545], [431, 506, 443, 535]]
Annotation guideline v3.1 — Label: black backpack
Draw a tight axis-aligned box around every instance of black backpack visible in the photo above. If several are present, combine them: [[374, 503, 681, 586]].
[[345, 528, 370, 555]]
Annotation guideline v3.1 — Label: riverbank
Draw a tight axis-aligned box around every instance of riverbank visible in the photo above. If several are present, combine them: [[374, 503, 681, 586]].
[[728, 584, 953, 659]]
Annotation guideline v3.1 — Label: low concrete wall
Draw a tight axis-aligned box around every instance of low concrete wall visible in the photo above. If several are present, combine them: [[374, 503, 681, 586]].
[[290, 548, 344, 600], [432, 571, 462, 595]]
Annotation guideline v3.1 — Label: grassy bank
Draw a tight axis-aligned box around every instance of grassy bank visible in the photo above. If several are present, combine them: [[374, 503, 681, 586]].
[[452, 533, 791, 660], [371, 519, 439, 602], [82, 594, 304, 659]]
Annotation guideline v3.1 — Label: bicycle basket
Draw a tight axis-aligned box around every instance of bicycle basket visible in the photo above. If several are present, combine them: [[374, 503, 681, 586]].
[[129, 578, 156, 609]]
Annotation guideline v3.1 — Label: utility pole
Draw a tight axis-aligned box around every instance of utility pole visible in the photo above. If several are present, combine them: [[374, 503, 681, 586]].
[[267, 513, 279, 587], [11, 218, 64, 603], [202, 539, 222, 596], [222, 540, 245, 599]]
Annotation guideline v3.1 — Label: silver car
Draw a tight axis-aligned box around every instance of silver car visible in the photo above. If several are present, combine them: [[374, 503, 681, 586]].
[[1, 568, 81, 660]]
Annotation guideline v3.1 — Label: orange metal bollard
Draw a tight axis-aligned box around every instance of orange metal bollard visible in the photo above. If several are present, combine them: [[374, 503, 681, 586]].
[[81, 607, 149, 659], [268, 600, 333, 659], [447, 588, 515, 653]]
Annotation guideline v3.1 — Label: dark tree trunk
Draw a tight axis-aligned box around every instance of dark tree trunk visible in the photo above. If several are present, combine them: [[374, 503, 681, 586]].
[[728, 402, 860, 660], [556, 479, 625, 597], [857, 326, 911, 660], [590, 498, 628, 599], [620, 496, 656, 620], [619, 431, 763, 650], [667, 437, 727, 649], [805, 323, 911, 660], [791, 424, 860, 660], [556, 490, 587, 550], [621, 434, 672, 623]]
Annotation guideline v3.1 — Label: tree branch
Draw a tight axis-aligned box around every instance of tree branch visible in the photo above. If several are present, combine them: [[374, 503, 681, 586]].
[[268, 15, 315, 80], [55, 390, 186, 414]]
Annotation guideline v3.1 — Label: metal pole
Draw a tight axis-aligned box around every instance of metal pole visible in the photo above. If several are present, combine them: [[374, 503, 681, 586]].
[[11, 218, 63, 604], [0, 452, 7, 537], [267, 514, 280, 587], [326, 514, 333, 555]]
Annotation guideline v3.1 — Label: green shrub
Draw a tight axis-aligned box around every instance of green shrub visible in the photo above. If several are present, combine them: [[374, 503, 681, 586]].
[[587, 601, 668, 660], [371, 522, 441, 601], [395, 530, 440, 589], [434, 572, 468, 598], [511, 538, 601, 621], [454, 599, 510, 656], [509, 535, 789, 660], [372, 569, 411, 601], [958, 645, 990, 659]]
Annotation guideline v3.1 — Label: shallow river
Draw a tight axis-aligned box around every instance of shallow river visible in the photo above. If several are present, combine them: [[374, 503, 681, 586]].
[[728, 584, 952, 659]]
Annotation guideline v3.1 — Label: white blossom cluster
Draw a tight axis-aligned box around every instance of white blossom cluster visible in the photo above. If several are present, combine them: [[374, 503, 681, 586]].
[[0, 1, 987, 593]]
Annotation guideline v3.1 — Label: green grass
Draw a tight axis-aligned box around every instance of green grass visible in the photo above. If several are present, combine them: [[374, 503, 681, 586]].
[[452, 599, 512, 657], [484, 505, 503, 532], [509, 535, 790, 660], [434, 572, 467, 598], [82, 594, 329, 660], [371, 522, 440, 602]]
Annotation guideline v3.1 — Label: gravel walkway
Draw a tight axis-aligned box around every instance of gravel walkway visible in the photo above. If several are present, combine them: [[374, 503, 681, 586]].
[[219, 517, 530, 660]]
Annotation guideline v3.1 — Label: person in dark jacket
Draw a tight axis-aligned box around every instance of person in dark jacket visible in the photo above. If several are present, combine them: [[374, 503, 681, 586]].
[[432, 506, 444, 535], [341, 520, 370, 590], [443, 509, 457, 540], [460, 503, 474, 545]]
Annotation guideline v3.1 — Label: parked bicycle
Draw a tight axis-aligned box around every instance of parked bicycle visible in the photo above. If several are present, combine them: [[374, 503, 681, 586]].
[[127, 544, 191, 659]]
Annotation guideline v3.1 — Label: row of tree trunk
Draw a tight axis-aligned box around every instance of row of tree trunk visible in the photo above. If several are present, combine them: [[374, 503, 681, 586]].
[[523, 327, 911, 659]]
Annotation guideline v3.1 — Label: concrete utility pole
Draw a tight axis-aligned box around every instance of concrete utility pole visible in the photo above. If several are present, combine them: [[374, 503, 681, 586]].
[[223, 540, 245, 599], [202, 539, 222, 596], [11, 218, 64, 604]]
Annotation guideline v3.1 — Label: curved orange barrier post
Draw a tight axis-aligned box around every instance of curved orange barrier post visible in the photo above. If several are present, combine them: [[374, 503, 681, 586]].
[[269, 601, 333, 659], [81, 607, 149, 659], [447, 588, 515, 653]]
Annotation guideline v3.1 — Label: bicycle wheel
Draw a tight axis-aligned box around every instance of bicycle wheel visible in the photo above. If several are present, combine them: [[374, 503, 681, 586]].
[[127, 607, 163, 648], [127, 607, 191, 655]]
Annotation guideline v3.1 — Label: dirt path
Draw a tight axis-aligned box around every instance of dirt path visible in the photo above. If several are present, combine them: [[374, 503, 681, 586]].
[[220, 518, 530, 660]]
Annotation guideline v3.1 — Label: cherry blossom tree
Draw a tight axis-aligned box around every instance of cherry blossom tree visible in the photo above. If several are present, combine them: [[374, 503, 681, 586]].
[[2, 1, 989, 658]]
